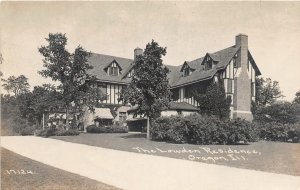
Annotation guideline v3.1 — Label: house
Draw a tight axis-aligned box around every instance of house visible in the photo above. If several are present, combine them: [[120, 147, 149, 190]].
[[83, 34, 261, 128]]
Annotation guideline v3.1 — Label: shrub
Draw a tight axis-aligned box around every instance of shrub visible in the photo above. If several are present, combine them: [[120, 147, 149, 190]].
[[20, 125, 36, 136], [255, 122, 300, 142], [86, 124, 128, 133], [127, 119, 147, 132], [151, 114, 258, 145], [35, 128, 79, 137]]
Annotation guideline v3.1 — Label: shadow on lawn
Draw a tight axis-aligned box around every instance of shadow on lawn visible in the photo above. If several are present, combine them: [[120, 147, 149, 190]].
[[122, 133, 147, 139]]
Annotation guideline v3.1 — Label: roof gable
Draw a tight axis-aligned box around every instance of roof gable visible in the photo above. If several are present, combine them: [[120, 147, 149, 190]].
[[103, 59, 123, 71]]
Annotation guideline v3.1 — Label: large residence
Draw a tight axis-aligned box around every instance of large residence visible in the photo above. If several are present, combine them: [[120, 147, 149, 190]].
[[82, 34, 261, 128]]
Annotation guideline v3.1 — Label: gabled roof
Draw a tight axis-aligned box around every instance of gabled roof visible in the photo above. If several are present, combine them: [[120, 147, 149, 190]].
[[180, 61, 195, 72], [167, 46, 240, 88], [248, 51, 261, 76], [87, 44, 260, 87], [103, 59, 123, 71], [87, 52, 133, 84]]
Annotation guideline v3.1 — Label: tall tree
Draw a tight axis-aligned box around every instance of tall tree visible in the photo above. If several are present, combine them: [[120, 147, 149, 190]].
[[193, 81, 231, 119], [121, 40, 171, 139], [38, 33, 104, 127], [1, 75, 30, 96], [255, 77, 284, 106]]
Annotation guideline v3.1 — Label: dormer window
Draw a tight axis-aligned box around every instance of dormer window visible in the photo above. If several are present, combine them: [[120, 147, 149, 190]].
[[104, 60, 122, 76], [109, 62, 118, 76], [184, 68, 190, 77], [180, 61, 195, 77], [127, 69, 134, 78], [204, 57, 213, 70], [202, 53, 219, 71]]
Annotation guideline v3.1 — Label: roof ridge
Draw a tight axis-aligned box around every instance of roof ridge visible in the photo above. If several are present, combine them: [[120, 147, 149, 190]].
[[90, 52, 133, 61]]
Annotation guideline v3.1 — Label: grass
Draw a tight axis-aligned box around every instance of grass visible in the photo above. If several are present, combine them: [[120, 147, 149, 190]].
[[52, 133, 300, 176], [1, 148, 120, 190]]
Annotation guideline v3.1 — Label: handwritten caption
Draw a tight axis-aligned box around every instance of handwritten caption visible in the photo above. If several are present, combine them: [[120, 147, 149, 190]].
[[5, 169, 37, 175], [132, 147, 262, 163]]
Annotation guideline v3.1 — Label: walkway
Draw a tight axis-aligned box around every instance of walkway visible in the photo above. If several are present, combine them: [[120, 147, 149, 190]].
[[2, 136, 300, 190]]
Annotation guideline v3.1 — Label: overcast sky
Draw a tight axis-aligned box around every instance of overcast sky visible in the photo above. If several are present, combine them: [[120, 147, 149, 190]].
[[1, 2, 299, 101]]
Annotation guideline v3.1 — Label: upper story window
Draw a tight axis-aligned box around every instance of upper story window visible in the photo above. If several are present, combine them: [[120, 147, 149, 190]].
[[180, 62, 194, 77], [233, 54, 238, 68], [105, 60, 122, 76], [203, 56, 213, 70], [183, 68, 190, 77], [109, 62, 118, 76], [127, 69, 134, 78]]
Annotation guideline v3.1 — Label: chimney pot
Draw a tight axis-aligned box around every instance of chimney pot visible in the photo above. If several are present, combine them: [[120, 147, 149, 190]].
[[235, 34, 248, 48]]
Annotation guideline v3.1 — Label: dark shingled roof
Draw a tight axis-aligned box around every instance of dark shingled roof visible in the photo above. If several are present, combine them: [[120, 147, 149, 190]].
[[87, 52, 133, 84], [87, 45, 260, 87]]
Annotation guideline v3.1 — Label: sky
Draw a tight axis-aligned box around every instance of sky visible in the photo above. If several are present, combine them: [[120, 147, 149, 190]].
[[0, 1, 299, 101]]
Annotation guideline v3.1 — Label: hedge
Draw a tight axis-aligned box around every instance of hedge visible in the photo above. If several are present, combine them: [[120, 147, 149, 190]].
[[255, 122, 300, 142], [86, 124, 128, 133], [35, 128, 79, 137], [151, 114, 258, 145]]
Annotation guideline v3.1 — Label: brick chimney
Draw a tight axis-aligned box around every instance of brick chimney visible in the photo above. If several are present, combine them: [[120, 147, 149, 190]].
[[233, 34, 253, 121], [134, 47, 143, 59]]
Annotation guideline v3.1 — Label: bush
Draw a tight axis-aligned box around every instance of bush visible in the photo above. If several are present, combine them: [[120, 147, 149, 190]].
[[20, 125, 36, 136], [86, 124, 128, 133], [151, 114, 258, 145], [255, 122, 300, 142], [35, 128, 79, 137]]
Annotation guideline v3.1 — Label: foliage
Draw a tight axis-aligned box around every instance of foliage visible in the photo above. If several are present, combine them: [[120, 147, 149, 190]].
[[35, 128, 79, 137], [255, 77, 284, 106], [193, 81, 231, 119], [38, 33, 105, 126], [120, 40, 171, 119], [127, 119, 147, 132], [86, 124, 128, 133], [151, 114, 257, 145], [1, 75, 30, 96], [254, 102, 298, 124], [255, 122, 300, 143], [293, 90, 300, 104]]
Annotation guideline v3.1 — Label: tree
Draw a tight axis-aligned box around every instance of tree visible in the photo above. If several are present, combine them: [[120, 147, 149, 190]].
[[121, 40, 171, 139], [254, 102, 297, 124], [293, 90, 300, 104], [1, 75, 30, 96], [255, 77, 284, 106], [38, 33, 104, 128], [193, 81, 232, 119]]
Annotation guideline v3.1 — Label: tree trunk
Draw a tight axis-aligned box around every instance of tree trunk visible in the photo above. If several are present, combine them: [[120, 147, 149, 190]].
[[147, 117, 151, 140], [42, 113, 45, 129], [66, 106, 69, 130]]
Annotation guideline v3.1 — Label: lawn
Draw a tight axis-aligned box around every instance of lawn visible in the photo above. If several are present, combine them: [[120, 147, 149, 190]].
[[52, 133, 300, 176], [1, 148, 120, 190]]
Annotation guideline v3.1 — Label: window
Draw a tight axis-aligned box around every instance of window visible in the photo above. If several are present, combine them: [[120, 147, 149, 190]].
[[184, 68, 190, 77], [233, 54, 238, 68], [109, 62, 119, 76], [204, 57, 213, 70], [184, 86, 192, 98], [227, 79, 233, 93], [119, 112, 127, 122], [171, 88, 179, 101]]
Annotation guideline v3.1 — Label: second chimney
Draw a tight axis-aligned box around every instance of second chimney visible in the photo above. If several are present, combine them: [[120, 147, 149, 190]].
[[134, 47, 143, 59]]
